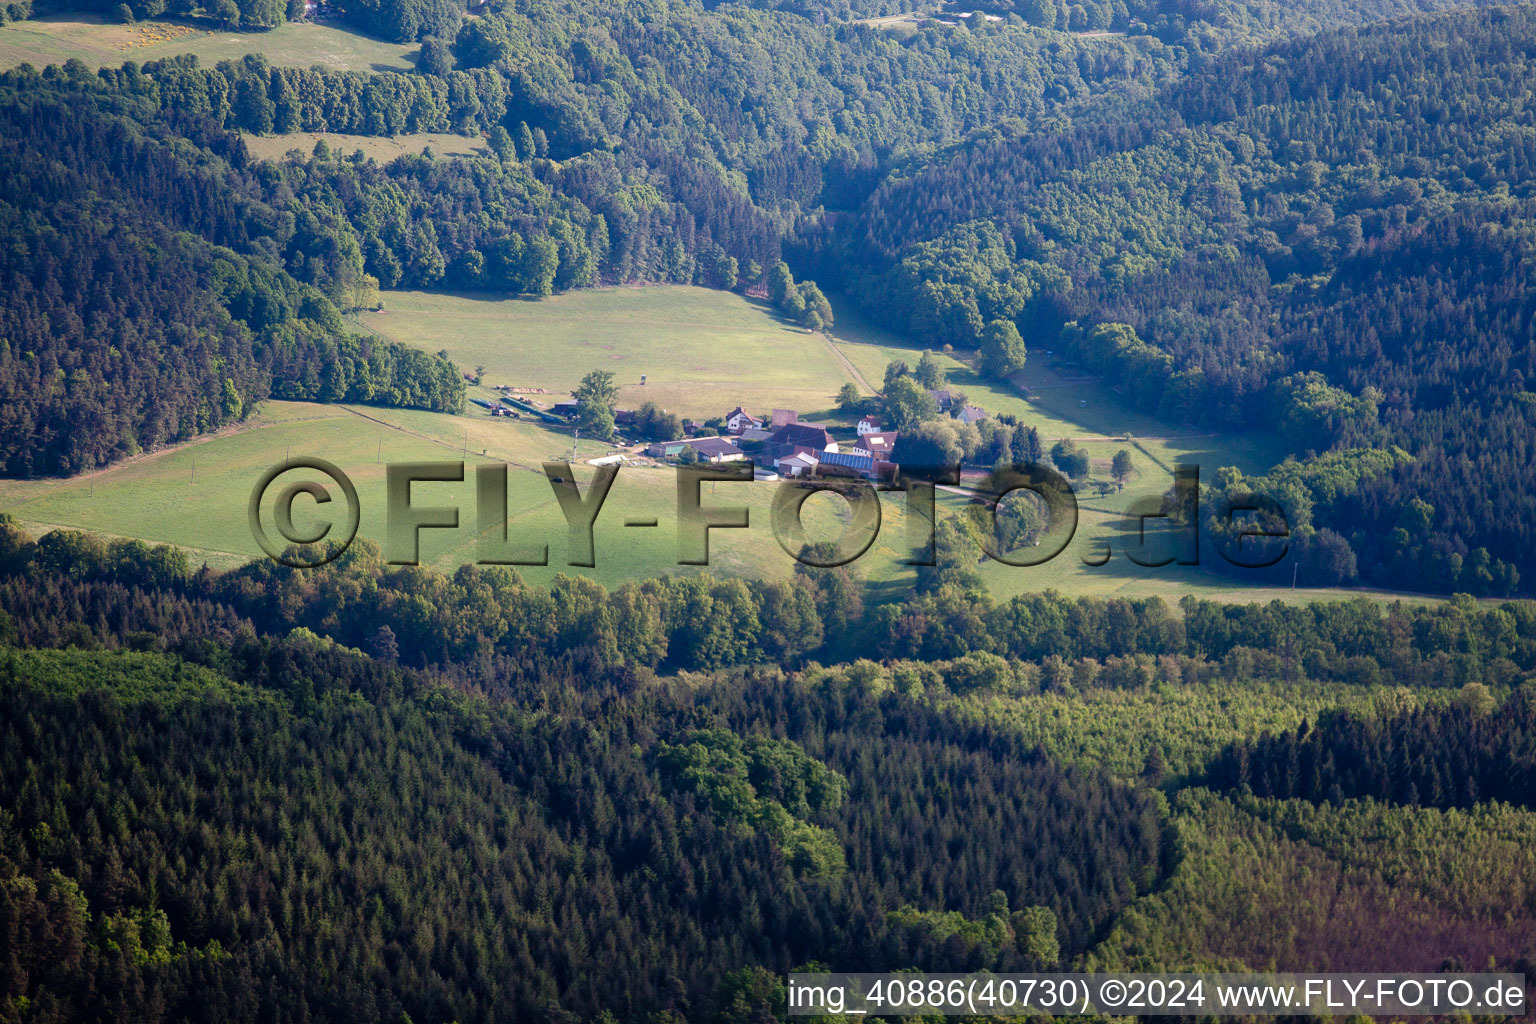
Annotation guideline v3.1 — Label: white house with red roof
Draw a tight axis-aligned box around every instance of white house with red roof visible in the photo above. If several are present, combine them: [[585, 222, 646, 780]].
[[724, 407, 762, 435]]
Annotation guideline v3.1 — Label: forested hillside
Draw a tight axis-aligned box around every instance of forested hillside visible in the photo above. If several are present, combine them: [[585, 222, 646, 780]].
[[0, 66, 465, 474], [825, 3, 1536, 595], [0, 525, 1173, 1022], [1, 529, 1532, 1020]]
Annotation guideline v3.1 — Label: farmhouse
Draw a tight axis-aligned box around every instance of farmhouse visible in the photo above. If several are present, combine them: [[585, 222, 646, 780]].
[[860, 432, 897, 458], [856, 415, 884, 436], [954, 405, 989, 425], [928, 389, 956, 413], [724, 407, 763, 434]]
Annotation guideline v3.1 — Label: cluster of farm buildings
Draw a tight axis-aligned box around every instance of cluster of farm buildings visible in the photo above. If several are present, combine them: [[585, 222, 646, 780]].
[[640, 392, 987, 481], [646, 407, 903, 481], [469, 382, 990, 480]]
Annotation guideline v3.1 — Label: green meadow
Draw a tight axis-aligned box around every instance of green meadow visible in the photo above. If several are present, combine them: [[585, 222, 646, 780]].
[[0, 398, 1413, 606], [0, 401, 905, 588], [0, 15, 415, 71], [357, 287, 861, 423], [0, 287, 1422, 605]]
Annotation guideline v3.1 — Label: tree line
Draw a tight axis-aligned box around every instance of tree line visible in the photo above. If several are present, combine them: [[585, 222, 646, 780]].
[[1206, 686, 1536, 810], [0, 525, 1169, 1022], [4, 520, 1534, 692]]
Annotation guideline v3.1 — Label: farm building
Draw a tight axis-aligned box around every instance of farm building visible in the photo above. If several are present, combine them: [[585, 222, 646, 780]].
[[724, 407, 763, 434], [762, 422, 838, 463], [645, 436, 747, 463], [776, 450, 820, 478], [858, 433, 897, 458], [737, 426, 774, 444], [817, 450, 894, 481]]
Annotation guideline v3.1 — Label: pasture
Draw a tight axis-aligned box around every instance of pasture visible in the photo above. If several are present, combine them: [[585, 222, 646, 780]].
[[0, 15, 414, 71], [357, 286, 860, 423], [0, 401, 909, 588], [0, 399, 1415, 607], [0, 288, 1414, 606]]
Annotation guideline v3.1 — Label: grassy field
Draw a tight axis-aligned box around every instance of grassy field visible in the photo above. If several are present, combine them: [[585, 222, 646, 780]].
[[0, 287, 1432, 606], [357, 286, 861, 423], [242, 131, 486, 162], [0, 397, 1425, 607], [0, 15, 414, 71], [852, 12, 922, 34], [0, 401, 902, 587]]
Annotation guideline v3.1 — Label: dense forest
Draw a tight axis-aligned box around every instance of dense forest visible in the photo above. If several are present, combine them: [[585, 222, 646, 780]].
[[0, 526, 1175, 1022], [822, 4, 1536, 594], [1207, 688, 1536, 808], [0, 66, 464, 475], [0, 527, 1532, 1020]]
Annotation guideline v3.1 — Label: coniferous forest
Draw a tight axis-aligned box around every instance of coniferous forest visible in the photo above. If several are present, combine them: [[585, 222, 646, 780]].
[[4, 0, 1536, 1018], [1, 521, 1535, 1020]]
